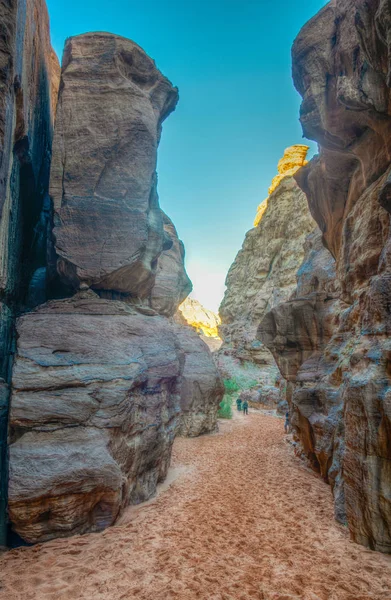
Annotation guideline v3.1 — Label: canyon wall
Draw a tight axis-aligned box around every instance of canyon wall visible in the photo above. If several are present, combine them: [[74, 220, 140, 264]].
[[3, 26, 222, 544], [260, 0, 391, 552], [0, 0, 60, 546], [218, 147, 316, 406]]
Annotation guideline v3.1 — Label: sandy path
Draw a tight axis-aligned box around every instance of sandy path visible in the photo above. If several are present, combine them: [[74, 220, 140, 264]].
[[1, 412, 391, 600]]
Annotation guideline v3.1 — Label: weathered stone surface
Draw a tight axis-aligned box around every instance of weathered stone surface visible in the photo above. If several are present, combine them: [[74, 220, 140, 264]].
[[49, 33, 178, 297], [174, 324, 224, 437], [150, 213, 192, 317], [0, 0, 59, 366], [0, 0, 60, 546], [254, 145, 309, 226], [8, 294, 182, 543], [6, 27, 224, 545], [218, 160, 316, 400], [260, 0, 391, 552], [178, 297, 221, 339]]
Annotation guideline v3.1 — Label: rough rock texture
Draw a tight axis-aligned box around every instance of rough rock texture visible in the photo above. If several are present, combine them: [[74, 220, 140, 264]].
[[254, 145, 309, 226], [178, 297, 221, 339], [260, 0, 391, 552], [8, 293, 182, 543], [174, 324, 224, 437], [0, 0, 60, 545], [218, 160, 316, 399], [149, 213, 192, 317], [49, 33, 178, 298], [7, 29, 222, 544]]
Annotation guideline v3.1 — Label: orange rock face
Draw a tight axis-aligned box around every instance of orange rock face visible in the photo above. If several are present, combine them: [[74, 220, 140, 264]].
[[260, 0, 391, 553]]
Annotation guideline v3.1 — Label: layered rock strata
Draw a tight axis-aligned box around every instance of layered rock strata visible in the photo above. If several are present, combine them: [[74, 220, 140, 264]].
[[9, 293, 183, 542], [0, 0, 60, 545], [260, 0, 391, 552], [218, 155, 316, 402], [6, 30, 222, 544]]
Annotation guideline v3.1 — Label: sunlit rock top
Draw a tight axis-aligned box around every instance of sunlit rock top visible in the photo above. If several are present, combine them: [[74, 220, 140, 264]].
[[254, 144, 309, 226], [178, 297, 221, 338]]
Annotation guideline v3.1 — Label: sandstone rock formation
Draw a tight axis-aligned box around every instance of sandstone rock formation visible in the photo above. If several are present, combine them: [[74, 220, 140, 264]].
[[4, 28, 222, 544], [150, 213, 192, 317], [178, 297, 221, 339], [254, 145, 308, 226], [260, 0, 391, 552], [218, 153, 316, 403], [8, 293, 183, 542], [0, 0, 60, 545], [49, 33, 179, 298], [174, 324, 224, 437]]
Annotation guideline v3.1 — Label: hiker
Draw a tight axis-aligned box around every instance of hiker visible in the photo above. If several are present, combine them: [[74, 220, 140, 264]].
[[242, 400, 249, 415], [284, 411, 290, 434], [236, 398, 242, 411]]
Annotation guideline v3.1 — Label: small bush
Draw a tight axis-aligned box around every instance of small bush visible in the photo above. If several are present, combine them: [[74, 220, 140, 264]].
[[218, 395, 233, 419], [223, 378, 240, 394]]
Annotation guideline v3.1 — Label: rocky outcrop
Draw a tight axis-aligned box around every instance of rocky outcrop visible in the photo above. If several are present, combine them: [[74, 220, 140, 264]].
[[218, 152, 316, 400], [49, 33, 178, 298], [178, 297, 221, 339], [254, 145, 309, 226], [260, 0, 391, 552], [8, 293, 182, 542], [174, 324, 224, 437], [0, 0, 60, 546], [150, 213, 192, 317], [5, 29, 222, 544]]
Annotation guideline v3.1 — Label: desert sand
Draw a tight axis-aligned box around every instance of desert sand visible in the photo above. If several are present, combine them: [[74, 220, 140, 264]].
[[1, 411, 391, 600]]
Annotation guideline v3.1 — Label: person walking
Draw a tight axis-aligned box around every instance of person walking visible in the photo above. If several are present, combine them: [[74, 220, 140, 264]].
[[236, 398, 242, 412], [284, 411, 290, 434], [242, 400, 249, 415]]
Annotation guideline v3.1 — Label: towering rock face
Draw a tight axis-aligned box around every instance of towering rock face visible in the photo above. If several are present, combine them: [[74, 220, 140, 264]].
[[49, 33, 178, 298], [260, 0, 391, 552], [0, 0, 60, 545], [6, 30, 222, 544], [218, 151, 316, 400]]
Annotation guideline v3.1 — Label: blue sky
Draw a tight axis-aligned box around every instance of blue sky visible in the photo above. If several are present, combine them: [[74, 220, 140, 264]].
[[47, 0, 327, 312]]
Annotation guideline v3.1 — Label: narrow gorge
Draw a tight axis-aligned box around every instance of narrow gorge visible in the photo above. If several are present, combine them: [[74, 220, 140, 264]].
[[1, 0, 391, 598]]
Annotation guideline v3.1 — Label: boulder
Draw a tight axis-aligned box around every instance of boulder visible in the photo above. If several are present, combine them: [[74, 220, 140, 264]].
[[8, 294, 182, 543]]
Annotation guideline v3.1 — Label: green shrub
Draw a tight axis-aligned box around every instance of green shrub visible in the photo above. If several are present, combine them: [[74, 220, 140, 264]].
[[218, 395, 233, 419], [223, 378, 240, 394]]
